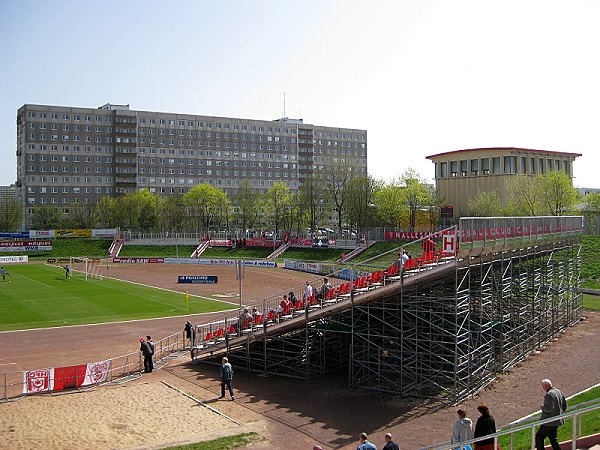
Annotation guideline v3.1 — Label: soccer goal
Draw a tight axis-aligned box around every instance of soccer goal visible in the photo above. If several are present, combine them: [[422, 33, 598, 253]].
[[70, 257, 107, 281]]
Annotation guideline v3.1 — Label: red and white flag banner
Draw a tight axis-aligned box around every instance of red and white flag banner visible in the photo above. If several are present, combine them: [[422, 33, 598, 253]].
[[22, 359, 112, 394]]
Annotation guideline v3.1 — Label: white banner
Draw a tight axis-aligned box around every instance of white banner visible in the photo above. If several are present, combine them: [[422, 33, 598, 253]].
[[84, 360, 111, 385], [23, 369, 54, 394], [29, 230, 55, 238], [0, 255, 28, 263], [165, 258, 277, 267], [92, 229, 118, 238], [284, 260, 322, 274]]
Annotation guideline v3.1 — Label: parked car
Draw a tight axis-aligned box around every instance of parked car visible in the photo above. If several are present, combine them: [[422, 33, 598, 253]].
[[318, 227, 334, 234]]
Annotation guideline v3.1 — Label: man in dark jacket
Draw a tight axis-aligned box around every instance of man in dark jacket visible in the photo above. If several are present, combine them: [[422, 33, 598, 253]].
[[184, 321, 195, 348], [139, 338, 153, 373], [218, 357, 234, 400], [535, 379, 567, 450]]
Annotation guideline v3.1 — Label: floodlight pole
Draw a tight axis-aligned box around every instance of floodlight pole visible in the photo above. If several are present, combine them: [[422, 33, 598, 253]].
[[236, 259, 244, 311]]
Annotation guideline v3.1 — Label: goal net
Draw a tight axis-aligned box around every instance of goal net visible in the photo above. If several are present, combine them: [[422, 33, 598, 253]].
[[70, 257, 107, 281]]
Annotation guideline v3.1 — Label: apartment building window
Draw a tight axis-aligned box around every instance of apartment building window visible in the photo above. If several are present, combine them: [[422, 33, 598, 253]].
[[450, 161, 458, 177], [481, 158, 490, 175], [538, 158, 544, 174], [547, 159, 553, 172], [492, 157, 501, 174], [439, 162, 447, 178], [529, 157, 535, 174], [504, 156, 516, 174], [470, 159, 479, 176], [564, 160, 571, 175], [460, 160, 468, 176]]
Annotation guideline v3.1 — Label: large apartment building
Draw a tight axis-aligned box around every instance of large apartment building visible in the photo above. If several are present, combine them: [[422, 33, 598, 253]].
[[17, 103, 367, 225], [427, 147, 580, 219]]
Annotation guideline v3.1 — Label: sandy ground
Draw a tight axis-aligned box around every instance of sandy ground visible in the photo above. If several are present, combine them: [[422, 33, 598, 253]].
[[0, 382, 244, 450], [1, 262, 600, 449]]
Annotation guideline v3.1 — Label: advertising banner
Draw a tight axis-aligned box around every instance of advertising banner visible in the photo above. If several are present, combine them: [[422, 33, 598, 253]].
[[0, 255, 28, 263], [164, 258, 276, 267], [178, 275, 218, 284], [55, 229, 92, 238], [23, 360, 112, 394], [245, 238, 281, 247], [209, 239, 233, 247], [290, 238, 313, 247], [0, 232, 29, 239], [23, 369, 54, 394], [84, 360, 111, 385], [112, 257, 164, 264], [92, 229, 118, 238], [384, 231, 445, 241], [284, 260, 322, 274], [0, 240, 52, 252], [29, 230, 55, 238], [47, 258, 83, 264]]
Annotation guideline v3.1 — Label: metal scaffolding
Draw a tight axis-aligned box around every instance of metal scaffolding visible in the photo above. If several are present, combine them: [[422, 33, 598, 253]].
[[348, 238, 583, 402], [198, 217, 583, 404]]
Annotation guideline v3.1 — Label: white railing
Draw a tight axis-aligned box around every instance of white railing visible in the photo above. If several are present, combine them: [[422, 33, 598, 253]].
[[421, 399, 600, 450]]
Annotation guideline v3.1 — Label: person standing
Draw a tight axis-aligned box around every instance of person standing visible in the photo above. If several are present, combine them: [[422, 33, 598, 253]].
[[218, 357, 235, 400], [146, 335, 155, 362], [139, 337, 153, 373], [0, 266, 10, 282], [318, 277, 333, 304], [357, 432, 377, 450], [383, 432, 400, 450], [451, 409, 474, 449], [64, 264, 70, 279], [184, 320, 195, 348], [303, 281, 315, 305], [535, 379, 567, 450], [473, 403, 497, 450]]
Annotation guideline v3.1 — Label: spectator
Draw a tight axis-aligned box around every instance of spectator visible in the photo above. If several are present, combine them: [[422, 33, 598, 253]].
[[218, 356, 234, 400], [402, 250, 409, 266], [422, 235, 436, 260], [451, 408, 474, 449], [184, 321, 196, 348], [357, 432, 377, 450], [238, 308, 253, 330], [303, 281, 315, 304], [139, 337, 153, 373], [318, 277, 333, 303], [535, 379, 567, 450], [288, 291, 297, 308], [280, 295, 293, 316], [383, 432, 400, 450], [473, 403, 497, 450]]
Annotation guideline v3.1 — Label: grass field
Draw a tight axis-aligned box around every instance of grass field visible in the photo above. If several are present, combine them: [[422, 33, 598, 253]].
[[0, 264, 236, 331]]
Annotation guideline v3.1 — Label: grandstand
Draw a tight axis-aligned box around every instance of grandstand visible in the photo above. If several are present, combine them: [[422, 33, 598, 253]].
[[189, 216, 584, 403]]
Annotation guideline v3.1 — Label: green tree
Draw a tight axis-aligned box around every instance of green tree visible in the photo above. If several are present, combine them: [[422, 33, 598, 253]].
[[372, 181, 404, 227], [400, 168, 432, 231], [263, 182, 292, 235], [506, 175, 543, 216], [183, 183, 228, 233], [65, 201, 95, 228], [0, 198, 23, 232], [538, 171, 579, 216], [299, 175, 327, 233], [32, 205, 61, 229], [324, 162, 354, 230], [159, 194, 188, 233], [93, 196, 116, 228], [233, 181, 262, 233], [346, 175, 379, 230], [468, 190, 503, 217]]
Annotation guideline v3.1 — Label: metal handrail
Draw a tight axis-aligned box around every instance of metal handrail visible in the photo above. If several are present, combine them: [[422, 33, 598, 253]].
[[420, 400, 600, 450]]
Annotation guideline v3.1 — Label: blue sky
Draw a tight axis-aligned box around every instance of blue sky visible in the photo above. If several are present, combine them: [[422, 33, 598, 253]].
[[1, 0, 599, 187]]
